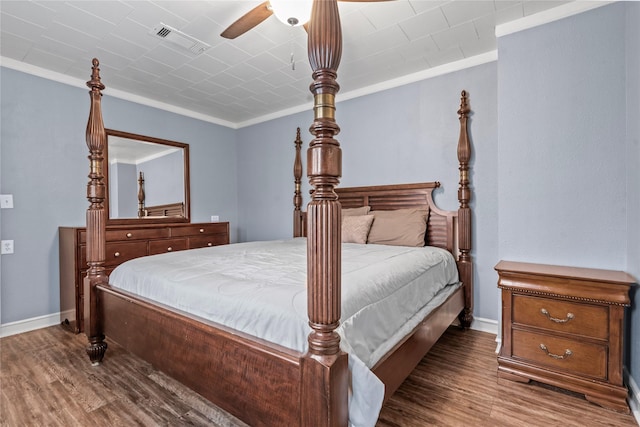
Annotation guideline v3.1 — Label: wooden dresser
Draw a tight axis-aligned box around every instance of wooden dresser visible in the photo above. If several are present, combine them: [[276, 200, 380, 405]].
[[60, 222, 229, 333], [495, 260, 635, 413]]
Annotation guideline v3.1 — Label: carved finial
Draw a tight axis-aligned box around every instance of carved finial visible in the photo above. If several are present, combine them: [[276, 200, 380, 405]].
[[293, 127, 304, 237], [87, 58, 105, 91], [457, 90, 471, 174], [138, 171, 146, 218], [458, 90, 470, 117]]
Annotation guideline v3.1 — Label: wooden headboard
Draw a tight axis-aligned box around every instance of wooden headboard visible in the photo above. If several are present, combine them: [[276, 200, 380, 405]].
[[334, 182, 455, 253]]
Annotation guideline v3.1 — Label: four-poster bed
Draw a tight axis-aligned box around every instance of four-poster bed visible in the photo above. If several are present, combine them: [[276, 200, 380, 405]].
[[82, 1, 474, 425]]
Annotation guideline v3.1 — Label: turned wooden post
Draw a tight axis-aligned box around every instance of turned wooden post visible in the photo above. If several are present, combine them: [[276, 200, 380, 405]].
[[456, 90, 474, 328], [137, 171, 145, 218], [301, 0, 348, 425], [293, 127, 304, 237], [84, 58, 108, 364]]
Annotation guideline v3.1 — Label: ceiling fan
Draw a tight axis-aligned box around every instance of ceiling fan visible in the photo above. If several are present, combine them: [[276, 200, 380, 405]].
[[220, 0, 392, 39]]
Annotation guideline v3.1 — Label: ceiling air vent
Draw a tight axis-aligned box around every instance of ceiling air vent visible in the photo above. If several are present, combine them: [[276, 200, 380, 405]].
[[150, 23, 210, 55]]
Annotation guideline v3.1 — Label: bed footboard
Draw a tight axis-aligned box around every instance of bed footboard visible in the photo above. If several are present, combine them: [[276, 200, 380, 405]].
[[98, 285, 305, 426]]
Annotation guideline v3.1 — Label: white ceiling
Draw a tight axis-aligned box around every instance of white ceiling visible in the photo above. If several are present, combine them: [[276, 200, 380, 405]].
[[1, 0, 576, 128]]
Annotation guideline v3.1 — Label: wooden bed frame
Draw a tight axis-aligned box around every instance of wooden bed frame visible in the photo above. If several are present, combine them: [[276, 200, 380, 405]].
[[82, 1, 473, 425]]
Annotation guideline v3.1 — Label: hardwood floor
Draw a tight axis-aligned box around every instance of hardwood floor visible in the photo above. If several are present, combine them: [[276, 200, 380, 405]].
[[1, 325, 636, 426]]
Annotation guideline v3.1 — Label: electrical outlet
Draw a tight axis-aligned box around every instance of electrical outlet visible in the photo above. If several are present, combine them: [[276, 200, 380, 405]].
[[210, 215, 219, 222], [0, 194, 13, 209], [1, 240, 14, 254]]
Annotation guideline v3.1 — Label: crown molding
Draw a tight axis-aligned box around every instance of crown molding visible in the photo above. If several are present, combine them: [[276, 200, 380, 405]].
[[237, 51, 498, 128], [496, 1, 613, 38], [0, 56, 238, 129], [2, 51, 497, 130]]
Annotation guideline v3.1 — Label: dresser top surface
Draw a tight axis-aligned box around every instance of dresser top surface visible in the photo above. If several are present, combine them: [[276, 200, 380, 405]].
[[495, 260, 636, 286]]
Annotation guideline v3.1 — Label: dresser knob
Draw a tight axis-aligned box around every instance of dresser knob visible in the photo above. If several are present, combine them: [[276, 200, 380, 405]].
[[199, 228, 205, 233], [540, 308, 574, 323], [167, 247, 173, 252], [207, 243, 212, 247], [114, 252, 120, 257], [539, 343, 572, 360], [126, 233, 133, 238]]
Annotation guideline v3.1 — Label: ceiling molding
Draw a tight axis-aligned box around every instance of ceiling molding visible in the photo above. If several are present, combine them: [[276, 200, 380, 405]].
[[236, 51, 498, 129], [2, 51, 497, 130], [0, 56, 238, 129], [495, 1, 613, 38]]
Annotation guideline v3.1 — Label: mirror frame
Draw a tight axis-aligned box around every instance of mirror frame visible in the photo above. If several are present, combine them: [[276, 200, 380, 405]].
[[105, 129, 191, 225]]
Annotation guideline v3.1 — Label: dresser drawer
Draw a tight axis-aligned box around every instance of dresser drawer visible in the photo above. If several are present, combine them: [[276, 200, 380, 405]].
[[106, 228, 170, 241], [104, 241, 148, 266], [171, 223, 228, 237], [188, 234, 228, 249], [512, 329, 607, 380], [512, 295, 608, 339], [81, 242, 148, 267], [149, 238, 188, 255]]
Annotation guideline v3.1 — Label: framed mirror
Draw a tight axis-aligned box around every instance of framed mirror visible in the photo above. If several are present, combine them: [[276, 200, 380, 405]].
[[105, 129, 190, 225]]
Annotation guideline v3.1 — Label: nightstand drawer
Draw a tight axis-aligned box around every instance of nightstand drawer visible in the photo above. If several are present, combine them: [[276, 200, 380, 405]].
[[512, 294, 608, 339], [512, 329, 607, 380]]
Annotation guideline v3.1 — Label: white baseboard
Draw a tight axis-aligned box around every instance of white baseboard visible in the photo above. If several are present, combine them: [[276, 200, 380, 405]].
[[0, 310, 74, 338], [470, 316, 498, 336], [468, 317, 501, 353], [625, 367, 640, 425]]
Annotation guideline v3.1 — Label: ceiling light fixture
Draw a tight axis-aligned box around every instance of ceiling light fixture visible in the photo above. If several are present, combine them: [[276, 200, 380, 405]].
[[269, 0, 313, 27]]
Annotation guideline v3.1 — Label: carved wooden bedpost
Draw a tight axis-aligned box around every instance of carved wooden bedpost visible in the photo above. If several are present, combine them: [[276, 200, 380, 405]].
[[85, 58, 108, 364], [457, 90, 474, 329], [293, 127, 304, 238], [302, 0, 349, 425], [137, 171, 145, 218]]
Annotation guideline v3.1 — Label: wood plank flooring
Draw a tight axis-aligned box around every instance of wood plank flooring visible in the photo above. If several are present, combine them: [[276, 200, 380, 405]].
[[1, 325, 636, 426]]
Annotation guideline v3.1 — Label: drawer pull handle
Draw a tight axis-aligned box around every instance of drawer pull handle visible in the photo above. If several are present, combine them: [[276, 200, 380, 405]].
[[539, 344, 572, 360], [126, 233, 133, 238], [199, 228, 205, 233], [540, 308, 574, 323], [167, 247, 173, 252], [114, 252, 120, 257], [207, 242, 212, 247]]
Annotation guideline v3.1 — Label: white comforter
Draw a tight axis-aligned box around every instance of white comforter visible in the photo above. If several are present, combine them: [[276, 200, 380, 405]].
[[109, 238, 460, 426]]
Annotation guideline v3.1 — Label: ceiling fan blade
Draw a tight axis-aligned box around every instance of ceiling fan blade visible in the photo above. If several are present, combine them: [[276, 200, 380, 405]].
[[220, 1, 273, 39], [338, 0, 395, 2]]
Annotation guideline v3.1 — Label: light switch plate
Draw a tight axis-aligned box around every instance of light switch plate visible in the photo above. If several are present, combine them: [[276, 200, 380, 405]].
[[0, 194, 13, 209], [210, 215, 220, 222], [1, 240, 14, 254]]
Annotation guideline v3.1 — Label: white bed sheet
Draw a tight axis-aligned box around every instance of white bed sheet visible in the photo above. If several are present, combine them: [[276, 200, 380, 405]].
[[109, 238, 460, 426]]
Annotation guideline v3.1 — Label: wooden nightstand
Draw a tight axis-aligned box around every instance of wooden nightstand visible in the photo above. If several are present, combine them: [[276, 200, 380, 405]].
[[495, 260, 635, 413]]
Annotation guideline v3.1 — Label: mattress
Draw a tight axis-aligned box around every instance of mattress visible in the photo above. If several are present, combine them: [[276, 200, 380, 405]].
[[109, 238, 460, 426]]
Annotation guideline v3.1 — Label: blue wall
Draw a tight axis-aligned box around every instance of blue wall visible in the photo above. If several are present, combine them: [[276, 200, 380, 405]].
[[498, 3, 628, 269], [0, 69, 239, 324]]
